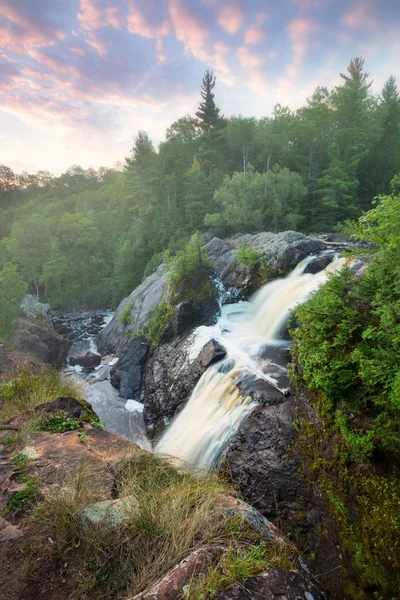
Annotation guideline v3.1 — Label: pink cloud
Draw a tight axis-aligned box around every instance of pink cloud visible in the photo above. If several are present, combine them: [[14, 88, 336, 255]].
[[0, 1, 65, 54], [214, 41, 235, 86], [127, 1, 169, 39], [343, 0, 377, 30], [236, 47, 263, 68], [287, 17, 319, 69], [169, 0, 210, 61], [78, 0, 122, 31], [244, 25, 265, 45], [217, 2, 245, 35]]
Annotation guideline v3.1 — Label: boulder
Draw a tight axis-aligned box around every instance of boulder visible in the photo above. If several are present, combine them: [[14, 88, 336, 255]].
[[0, 518, 24, 544], [303, 253, 335, 275], [69, 351, 101, 368], [0, 340, 40, 376], [19, 294, 52, 326], [214, 568, 325, 600], [98, 265, 170, 356], [82, 496, 139, 527], [130, 546, 224, 600], [11, 318, 71, 366], [142, 337, 226, 433], [110, 335, 149, 399], [33, 396, 87, 419], [224, 401, 301, 517], [214, 494, 284, 542]]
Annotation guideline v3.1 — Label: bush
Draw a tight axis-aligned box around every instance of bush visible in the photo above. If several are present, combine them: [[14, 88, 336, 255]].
[[145, 301, 175, 346], [236, 245, 271, 286], [118, 299, 134, 327]]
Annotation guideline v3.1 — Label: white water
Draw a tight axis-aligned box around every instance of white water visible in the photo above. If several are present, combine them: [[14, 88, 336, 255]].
[[156, 254, 347, 470]]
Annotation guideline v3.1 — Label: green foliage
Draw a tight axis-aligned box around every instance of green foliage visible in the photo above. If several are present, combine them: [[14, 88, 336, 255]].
[[291, 178, 400, 597], [145, 301, 176, 347], [0, 262, 27, 338], [118, 299, 135, 328], [166, 232, 213, 306], [291, 179, 400, 458], [236, 245, 271, 285], [11, 453, 30, 472], [1, 476, 39, 516], [39, 413, 82, 433]]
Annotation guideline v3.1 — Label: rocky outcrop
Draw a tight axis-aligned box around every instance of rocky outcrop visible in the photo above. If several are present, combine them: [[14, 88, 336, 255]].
[[99, 231, 327, 358], [224, 400, 301, 518], [303, 252, 335, 274], [214, 569, 325, 600], [20, 295, 52, 326], [142, 337, 226, 433], [69, 351, 101, 368], [0, 340, 40, 376], [98, 265, 170, 355], [11, 318, 71, 366]]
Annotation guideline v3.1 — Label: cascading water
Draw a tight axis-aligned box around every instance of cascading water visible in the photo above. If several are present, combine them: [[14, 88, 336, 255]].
[[156, 254, 347, 470]]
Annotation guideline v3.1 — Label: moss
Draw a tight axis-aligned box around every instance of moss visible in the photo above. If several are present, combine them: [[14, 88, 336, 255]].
[[145, 301, 176, 347], [236, 245, 271, 287]]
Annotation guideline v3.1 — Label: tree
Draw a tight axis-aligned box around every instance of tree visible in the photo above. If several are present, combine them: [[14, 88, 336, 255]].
[[226, 117, 257, 179], [195, 71, 227, 174], [125, 131, 158, 211], [0, 263, 27, 338]]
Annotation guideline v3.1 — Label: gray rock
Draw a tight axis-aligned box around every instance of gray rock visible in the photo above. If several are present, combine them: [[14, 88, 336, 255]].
[[82, 496, 139, 527], [69, 351, 101, 368], [214, 494, 284, 541], [142, 337, 226, 433], [11, 317, 71, 366], [98, 264, 170, 355], [110, 335, 149, 400], [215, 569, 325, 600], [224, 401, 300, 517], [20, 294, 52, 326], [303, 253, 335, 275]]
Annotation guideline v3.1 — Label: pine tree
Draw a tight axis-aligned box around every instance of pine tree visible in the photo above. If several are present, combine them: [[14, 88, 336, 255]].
[[195, 71, 224, 133]]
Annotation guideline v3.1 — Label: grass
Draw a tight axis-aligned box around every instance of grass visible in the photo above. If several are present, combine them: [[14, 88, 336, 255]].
[[28, 453, 295, 599], [0, 364, 83, 419]]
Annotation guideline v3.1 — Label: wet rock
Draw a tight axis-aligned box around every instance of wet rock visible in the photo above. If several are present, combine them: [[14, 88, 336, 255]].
[[33, 397, 87, 419], [130, 546, 224, 600], [303, 253, 335, 275], [166, 296, 220, 339], [214, 568, 325, 600], [69, 351, 101, 368], [20, 295, 52, 327], [11, 318, 71, 366], [82, 496, 139, 527], [142, 337, 226, 433], [110, 335, 149, 399], [224, 402, 301, 517]]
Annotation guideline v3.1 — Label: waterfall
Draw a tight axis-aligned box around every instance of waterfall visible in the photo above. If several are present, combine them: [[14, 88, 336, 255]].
[[156, 254, 347, 471]]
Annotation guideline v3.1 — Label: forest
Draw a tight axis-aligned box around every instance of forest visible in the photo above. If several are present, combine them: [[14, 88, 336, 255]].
[[1, 56, 400, 323]]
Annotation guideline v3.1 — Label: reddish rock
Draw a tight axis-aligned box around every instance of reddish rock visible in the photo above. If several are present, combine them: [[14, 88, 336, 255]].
[[130, 546, 224, 600]]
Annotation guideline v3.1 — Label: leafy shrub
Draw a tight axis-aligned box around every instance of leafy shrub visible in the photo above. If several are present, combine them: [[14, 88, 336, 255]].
[[166, 232, 213, 307], [118, 299, 134, 327], [236, 245, 271, 286], [145, 301, 175, 346], [1, 476, 39, 516]]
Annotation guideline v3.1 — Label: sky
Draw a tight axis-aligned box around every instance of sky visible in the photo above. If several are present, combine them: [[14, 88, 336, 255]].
[[1, 0, 400, 175]]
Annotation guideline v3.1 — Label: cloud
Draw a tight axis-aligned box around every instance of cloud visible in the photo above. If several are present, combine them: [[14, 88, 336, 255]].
[[244, 25, 266, 45], [78, 0, 123, 31], [0, 0, 66, 54], [217, 1, 245, 35], [236, 47, 263, 68], [343, 0, 378, 30], [169, 0, 210, 62], [127, 0, 170, 39], [287, 17, 319, 70]]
